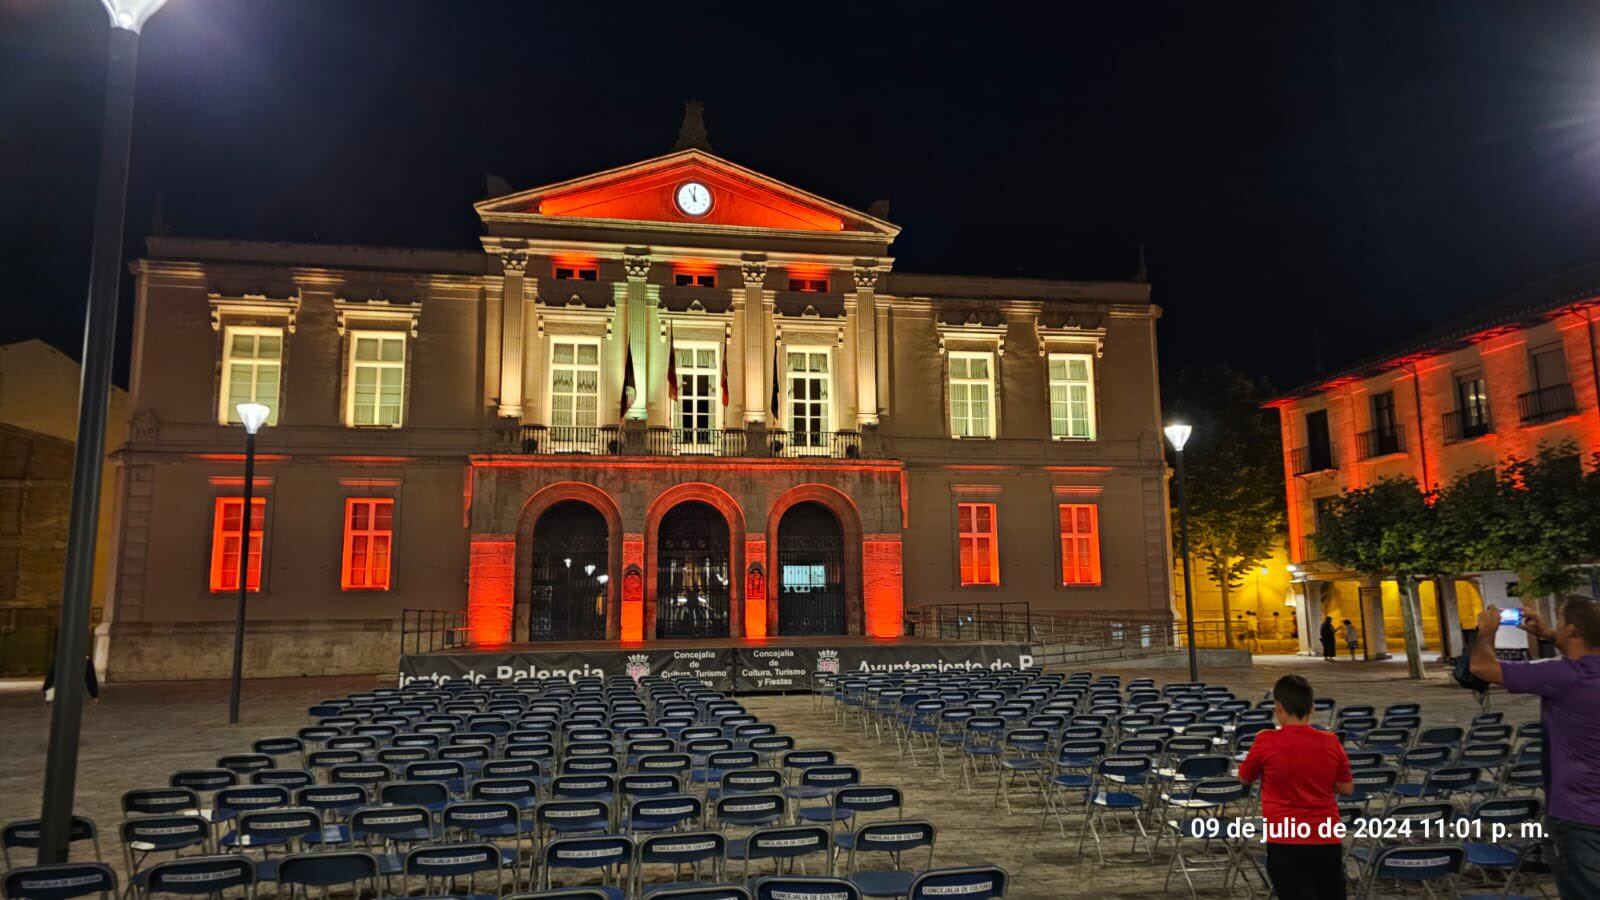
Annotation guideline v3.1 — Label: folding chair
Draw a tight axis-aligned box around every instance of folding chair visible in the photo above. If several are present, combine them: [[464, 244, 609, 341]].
[[535, 800, 613, 841], [443, 801, 532, 888], [844, 820, 935, 899], [715, 794, 787, 865], [140, 855, 255, 899], [3, 863, 117, 900], [750, 876, 859, 900], [210, 787, 291, 825], [819, 787, 904, 857], [709, 770, 783, 804], [402, 842, 505, 899], [349, 805, 434, 876], [252, 770, 313, 791], [381, 781, 451, 814], [216, 756, 275, 778], [216, 808, 322, 881], [539, 836, 632, 900], [1, 816, 101, 869], [1158, 779, 1250, 900], [120, 815, 211, 892], [274, 851, 379, 900], [1360, 845, 1464, 899], [1042, 740, 1105, 837], [1461, 796, 1541, 878], [626, 796, 704, 835], [993, 728, 1050, 813], [1078, 755, 1153, 865], [906, 866, 1007, 900], [123, 789, 200, 818], [739, 826, 831, 883]]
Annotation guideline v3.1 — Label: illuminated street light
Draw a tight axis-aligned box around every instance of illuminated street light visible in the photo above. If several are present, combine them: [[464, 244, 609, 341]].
[[227, 403, 271, 727], [41, 0, 170, 865], [1164, 422, 1199, 681]]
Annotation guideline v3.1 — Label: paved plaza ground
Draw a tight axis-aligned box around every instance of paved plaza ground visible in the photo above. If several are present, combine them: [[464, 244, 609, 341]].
[[0, 656, 1544, 898]]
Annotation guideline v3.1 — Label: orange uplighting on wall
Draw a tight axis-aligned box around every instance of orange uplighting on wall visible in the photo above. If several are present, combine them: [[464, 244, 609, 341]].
[[744, 536, 768, 639], [341, 498, 393, 591], [534, 162, 847, 232], [620, 537, 645, 642], [956, 502, 1000, 586], [863, 538, 905, 638], [210, 497, 265, 593], [1058, 503, 1102, 586], [467, 538, 515, 646]]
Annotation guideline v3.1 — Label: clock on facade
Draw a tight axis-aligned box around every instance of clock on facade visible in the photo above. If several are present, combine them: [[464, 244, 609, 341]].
[[675, 181, 713, 216]]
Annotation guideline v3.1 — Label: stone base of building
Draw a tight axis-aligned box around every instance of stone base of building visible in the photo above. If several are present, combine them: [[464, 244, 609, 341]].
[[99, 618, 401, 682]]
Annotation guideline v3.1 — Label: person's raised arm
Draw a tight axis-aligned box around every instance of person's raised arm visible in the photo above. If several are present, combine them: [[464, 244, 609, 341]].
[[1470, 606, 1505, 685]]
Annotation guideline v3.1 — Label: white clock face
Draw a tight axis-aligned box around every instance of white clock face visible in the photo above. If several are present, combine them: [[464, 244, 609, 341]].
[[675, 181, 713, 216]]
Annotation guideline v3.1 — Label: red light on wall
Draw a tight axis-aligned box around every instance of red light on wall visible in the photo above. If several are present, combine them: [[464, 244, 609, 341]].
[[620, 536, 645, 642], [862, 539, 904, 638], [341, 498, 393, 591], [744, 537, 768, 639], [467, 538, 515, 646], [210, 497, 265, 593], [1059, 503, 1102, 586]]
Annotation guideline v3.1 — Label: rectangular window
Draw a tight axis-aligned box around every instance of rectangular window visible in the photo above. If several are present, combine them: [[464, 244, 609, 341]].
[[674, 343, 719, 449], [554, 265, 598, 281], [1530, 344, 1568, 390], [1059, 503, 1102, 586], [1304, 409, 1333, 471], [210, 497, 265, 593], [348, 332, 406, 427], [948, 352, 996, 438], [342, 498, 394, 591], [674, 273, 716, 288], [549, 339, 602, 432], [1370, 391, 1397, 436], [788, 277, 828, 292], [1047, 352, 1096, 440], [957, 502, 1000, 586], [1457, 374, 1489, 426], [786, 348, 832, 450], [219, 327, 282, 425]]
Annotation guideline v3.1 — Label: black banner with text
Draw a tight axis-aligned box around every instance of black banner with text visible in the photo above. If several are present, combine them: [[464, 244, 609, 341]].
[[398, 642, 1035, 692]]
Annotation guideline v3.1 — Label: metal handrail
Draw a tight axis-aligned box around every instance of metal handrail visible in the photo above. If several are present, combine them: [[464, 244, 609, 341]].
[[399, 609, 470, 655], [1518, 383, 1576, 425], [1356, 425, 1406, 460]]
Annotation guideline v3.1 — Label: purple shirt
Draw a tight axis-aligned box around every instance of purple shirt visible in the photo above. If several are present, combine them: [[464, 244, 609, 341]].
[[1502, 654, 1600, 826]]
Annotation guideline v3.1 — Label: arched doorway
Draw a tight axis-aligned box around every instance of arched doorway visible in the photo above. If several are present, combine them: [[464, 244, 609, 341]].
[[529, 500, 609, 641], [776, 501, 846, 635], [656, 501, 731, 639]]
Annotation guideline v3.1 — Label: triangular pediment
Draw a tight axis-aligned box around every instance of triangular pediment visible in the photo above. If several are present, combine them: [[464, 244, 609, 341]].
[[476, 149, 899, 237]]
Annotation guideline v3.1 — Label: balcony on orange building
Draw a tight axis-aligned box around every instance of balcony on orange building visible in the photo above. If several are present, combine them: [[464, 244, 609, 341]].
[[1517, 382, 1577, 425], [1290, 444, 1337, 476], [1356, 424, 1407, 460], [1442, 408, 1493, 443], [513, 424, 870, 459]]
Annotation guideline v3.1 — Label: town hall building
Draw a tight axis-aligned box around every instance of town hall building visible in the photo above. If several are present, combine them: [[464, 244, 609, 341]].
[[100, 136, 1173, 679]]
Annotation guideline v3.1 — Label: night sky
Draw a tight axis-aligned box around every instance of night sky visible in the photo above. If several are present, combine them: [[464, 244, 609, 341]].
[[6, 0, 1600, 389]]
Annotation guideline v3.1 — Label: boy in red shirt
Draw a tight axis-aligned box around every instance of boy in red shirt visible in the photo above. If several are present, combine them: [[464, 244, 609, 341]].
[[1238, 674, 1354, 899]]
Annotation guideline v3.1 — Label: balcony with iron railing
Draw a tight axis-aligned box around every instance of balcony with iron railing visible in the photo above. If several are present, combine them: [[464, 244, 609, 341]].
[[513, 424, 868, 459], [1518, 382, 1577, 425], [1290, 444, 1337, 476], [1443, 408, 1493, 443], [1356, 425, 1406, 460]]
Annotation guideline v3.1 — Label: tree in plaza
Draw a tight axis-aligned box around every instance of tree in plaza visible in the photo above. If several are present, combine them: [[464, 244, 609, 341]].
[[1311, 477, 1447, 679], [1163, 366, 1286, 647], [1489, 444, 1597, 598]]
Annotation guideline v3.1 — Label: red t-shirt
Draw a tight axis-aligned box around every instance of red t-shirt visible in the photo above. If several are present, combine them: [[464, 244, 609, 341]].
[[1237, 724, 1351, 845]]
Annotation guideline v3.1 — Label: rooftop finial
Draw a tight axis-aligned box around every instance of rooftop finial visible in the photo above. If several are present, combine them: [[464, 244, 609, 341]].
[[673, 100, 712, 152], [1133, 242, 1148, 283]]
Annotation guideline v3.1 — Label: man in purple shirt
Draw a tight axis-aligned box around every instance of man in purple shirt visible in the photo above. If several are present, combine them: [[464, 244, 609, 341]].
[[1471, 598, 1600, 899]]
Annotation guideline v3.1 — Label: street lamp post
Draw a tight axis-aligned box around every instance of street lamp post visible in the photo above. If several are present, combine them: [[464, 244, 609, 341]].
[[227, 403, 271, 725], [1164, 423, 1199, 682], [37, 0, 168, 865]]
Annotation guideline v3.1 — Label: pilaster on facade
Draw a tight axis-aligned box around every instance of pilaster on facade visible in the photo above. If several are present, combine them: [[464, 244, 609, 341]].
[[494, 247, 530, 419], [852, 261, 883, 428], [622, 251, 652, 422], [741, 256, 769, 424]]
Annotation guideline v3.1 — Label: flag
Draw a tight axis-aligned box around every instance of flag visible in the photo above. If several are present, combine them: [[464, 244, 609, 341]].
[[719, 339, 730, 408], [620, 343, 636, 420], [770, 337, 781, 418], [667, 323, 679, 402]]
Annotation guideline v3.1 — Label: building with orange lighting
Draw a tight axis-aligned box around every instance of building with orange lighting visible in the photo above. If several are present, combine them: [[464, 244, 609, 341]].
[[1268, 267, 1600, 659], [100, 142, 1171, 679]]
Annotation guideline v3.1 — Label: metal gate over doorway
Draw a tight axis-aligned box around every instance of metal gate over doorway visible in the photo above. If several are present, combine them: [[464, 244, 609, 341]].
[[777, 501, 846, 635], [529, 500, 609, 641], [656, 501, 731, 639]]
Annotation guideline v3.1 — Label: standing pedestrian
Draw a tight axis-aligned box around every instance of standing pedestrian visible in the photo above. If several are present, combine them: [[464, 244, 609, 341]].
[[1341, 619, 1359, 661], [1239, 674, 1354, 899], [1471, 599, 1600, 900], [1320, 616, 1336, 661]]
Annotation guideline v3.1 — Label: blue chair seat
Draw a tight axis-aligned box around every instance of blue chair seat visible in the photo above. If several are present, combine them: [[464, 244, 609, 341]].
[[1390, 784, 1426, 798], [852, 870, 916, 898], [797, 807, 852, 823], [1000, 758, 1044, 771], [1464, 842, 1519, 868], [937, 734, 964, 745], [1092, 791, 1142, 809], [1051, 773, 1092, 789], [964, 746, 1001, 756], [1014, 742, 1049, 754], [726, 838, 749, 860], [626, 817, 686, 833], [908, 723, 939, 734], [303, 825, 351, 846], [782, 787, 831, 800]]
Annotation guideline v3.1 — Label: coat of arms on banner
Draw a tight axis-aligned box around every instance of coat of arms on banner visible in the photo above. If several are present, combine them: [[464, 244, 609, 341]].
[[816, 650, 839, 674], [625, 653, 650, 682]]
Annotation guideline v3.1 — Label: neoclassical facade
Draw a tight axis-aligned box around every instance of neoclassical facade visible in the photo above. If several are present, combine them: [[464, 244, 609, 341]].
[[102, 147, 1172, 679]]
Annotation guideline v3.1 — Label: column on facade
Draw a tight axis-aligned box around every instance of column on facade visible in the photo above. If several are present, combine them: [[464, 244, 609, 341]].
[[521, 273, 543, 423], [1435, 576, 1463, 660], [1295, 580, 1324, 656], [852, 263, 881, 428], [741, 257, 768, 424], [1358, 578, 1390, 659], [623, 252, 651, 422], [496, 249, 529, 418]]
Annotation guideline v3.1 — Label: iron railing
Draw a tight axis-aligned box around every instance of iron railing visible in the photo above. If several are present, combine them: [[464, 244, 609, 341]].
[[511, 425, 870, 460], [400, 609, 470, 655], [0, 607, 104, 677], [903, 602, 1035, 643], [901, 604, 1240, 669], [1290, 445, 1337, 476], [1442, 408, 1493, 443], [1356, 425, 1406, 460], [1518, 383, 1576, 425]]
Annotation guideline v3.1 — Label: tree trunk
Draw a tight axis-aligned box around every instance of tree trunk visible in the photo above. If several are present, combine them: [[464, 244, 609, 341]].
[[1399, 576, 1426, 679], [1219, 568, 1235, 649]]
